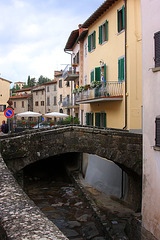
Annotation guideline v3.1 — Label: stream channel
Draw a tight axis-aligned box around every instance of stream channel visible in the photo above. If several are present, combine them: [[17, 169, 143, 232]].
[[23, 155, 106, 240]]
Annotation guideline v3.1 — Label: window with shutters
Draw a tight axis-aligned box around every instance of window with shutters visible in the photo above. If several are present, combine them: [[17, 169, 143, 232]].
[[54, 96, 57, 106], [154, 31, 160, 68], [99, 20, 108, 44], [90, 70, 94, 82], [47, 97, 50, 106], [0, 105, 6, 112], [155, 116, 160, 147], [95, 67, 101, 81], [95, 112, 106, 127], [118, 56, 125, 81], [117, 6, 125, 33], [86, 112, 93, 126], [59, 80, 62, 88], [60, 94, 62, 103], [41, 101, 44, 106], [88, 31, 96, 52]]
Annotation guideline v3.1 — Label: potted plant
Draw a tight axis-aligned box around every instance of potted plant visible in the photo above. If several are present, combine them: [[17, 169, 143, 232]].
[[72, 63, 78, 67], [78, 86, 84, 93], [90, 81, 102, 89], [73, 88, 78, 94]]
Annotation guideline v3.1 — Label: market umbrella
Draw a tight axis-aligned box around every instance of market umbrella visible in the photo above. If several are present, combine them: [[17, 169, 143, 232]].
[[16, 111, 42, 117], [16, 111, 42, 128], [44, 112, 69, 118]]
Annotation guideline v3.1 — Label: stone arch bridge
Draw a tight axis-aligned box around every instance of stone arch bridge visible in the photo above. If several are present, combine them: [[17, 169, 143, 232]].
[[0, 125, 142, 239], [0, 125, 142, 208]]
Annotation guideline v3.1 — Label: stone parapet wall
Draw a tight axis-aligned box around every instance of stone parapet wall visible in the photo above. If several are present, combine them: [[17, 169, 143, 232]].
[[0, 155, 68, 240]]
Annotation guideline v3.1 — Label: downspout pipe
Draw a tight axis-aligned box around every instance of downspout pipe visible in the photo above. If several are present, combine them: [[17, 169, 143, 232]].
[[64, 50, 73, 113], [121, 0, 127, 199], [123, 0, 127, 130]]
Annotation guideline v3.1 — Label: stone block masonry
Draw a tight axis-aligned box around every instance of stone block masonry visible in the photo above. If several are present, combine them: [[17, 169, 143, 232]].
[[0, 155, 68, 240]]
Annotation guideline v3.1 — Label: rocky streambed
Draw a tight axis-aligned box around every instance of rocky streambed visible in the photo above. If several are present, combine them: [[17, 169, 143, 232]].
[[23, 158, 106, 240]]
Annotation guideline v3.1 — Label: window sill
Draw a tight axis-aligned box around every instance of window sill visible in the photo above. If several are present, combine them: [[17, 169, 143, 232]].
[[117, 29, 125, 36], [154, 146, 160, 151], [152, 67, 160, 72], [100, 40, 108, 46], [89, 49, 95, 53]]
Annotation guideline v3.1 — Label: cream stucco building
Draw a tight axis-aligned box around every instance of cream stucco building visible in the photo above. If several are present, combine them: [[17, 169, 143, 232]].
[[75, 0, 142, 131], [0, 77, 12, 124]]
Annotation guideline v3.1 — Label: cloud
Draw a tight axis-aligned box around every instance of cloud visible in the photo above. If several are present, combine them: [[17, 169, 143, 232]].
[[0, 0, 104, 85]]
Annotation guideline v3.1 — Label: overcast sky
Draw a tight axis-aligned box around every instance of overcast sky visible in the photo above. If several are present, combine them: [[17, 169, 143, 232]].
[[0, 0, 104, 87]]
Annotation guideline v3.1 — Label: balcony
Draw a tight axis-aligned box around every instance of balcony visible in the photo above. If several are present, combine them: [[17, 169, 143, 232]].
[[62, 96, 79, 109], [75, 81, 123, 104], [62, 64, 79, 81]]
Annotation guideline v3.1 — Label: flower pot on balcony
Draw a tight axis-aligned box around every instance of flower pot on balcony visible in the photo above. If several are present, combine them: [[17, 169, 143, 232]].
[[72, 64, 78, 67]]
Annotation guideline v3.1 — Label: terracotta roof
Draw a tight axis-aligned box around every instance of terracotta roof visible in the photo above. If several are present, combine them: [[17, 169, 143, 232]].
[[43, 80, 57, 86], [0, 77, 12, 84], [81, 0, 118, 28], [10, 94, 31, 99], [16, 87, 32, 92], [64, 29, 79, 51]]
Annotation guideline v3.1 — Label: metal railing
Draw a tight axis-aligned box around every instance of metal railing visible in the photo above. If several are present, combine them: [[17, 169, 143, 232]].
[[75, 81, 123, 102], [62, 64, 79, 80], [62, 96, 77, 107]]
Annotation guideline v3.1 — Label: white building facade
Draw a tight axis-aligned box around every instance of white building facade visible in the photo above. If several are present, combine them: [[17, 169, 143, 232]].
[[141, 0, 160, 239]]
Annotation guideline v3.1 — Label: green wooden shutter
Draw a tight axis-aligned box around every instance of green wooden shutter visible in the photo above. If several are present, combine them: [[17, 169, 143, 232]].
[[102, 113, 106, 128], [93, 31, 96, 49], [88, 35, 91, 52], [91, 70, 94, 82], [105, 20, 108, 41], [117, 9, 119, 32], [91, 113, 94, 126], [95, 113, 100, 127], [95, 67, 101, 81], [104, 64, 107, 86], [122, 5, 125, 29], [99, 25, 102, 44], [86, 113, 89, 125], [118, 59, 121, 81], [121, 57, 124, 80]]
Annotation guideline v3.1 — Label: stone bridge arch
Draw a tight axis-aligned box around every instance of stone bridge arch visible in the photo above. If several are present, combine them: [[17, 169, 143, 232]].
[[0, 125, 142, 210]]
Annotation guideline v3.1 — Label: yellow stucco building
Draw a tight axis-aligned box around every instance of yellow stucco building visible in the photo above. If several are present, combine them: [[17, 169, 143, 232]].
[[0, 77, 12, 125], [77, 0, 142, 131]]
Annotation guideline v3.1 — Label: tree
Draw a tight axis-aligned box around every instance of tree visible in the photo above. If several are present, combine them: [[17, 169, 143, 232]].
[[37, 75, 52, 85], [15, 84, 20, 90], [27, 76, 31, 87], [30, 78, 36, 87], [27, 76, 36, 87]]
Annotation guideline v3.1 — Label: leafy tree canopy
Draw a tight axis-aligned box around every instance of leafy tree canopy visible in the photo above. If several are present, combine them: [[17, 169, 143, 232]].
[[37, 75, 52, 85]]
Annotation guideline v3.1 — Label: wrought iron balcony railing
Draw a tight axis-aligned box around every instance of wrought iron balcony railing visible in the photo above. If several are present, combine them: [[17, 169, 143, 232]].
[[62, 96, 78, 108], [75, 81, 123, 103], [62, 64, 79, 81]]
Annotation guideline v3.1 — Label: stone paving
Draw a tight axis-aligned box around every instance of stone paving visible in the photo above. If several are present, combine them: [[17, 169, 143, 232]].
[[0, 155, 68, 240]]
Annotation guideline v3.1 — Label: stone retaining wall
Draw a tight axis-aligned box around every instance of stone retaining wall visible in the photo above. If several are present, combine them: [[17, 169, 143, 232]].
[[0, 155, 68, 240]]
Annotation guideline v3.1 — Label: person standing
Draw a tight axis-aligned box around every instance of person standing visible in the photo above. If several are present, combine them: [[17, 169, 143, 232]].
[[0, 120, 9, 134]]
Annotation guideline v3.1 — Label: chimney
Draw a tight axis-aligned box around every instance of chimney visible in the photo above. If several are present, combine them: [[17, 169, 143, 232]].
[[78, 24, 83, 36]]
